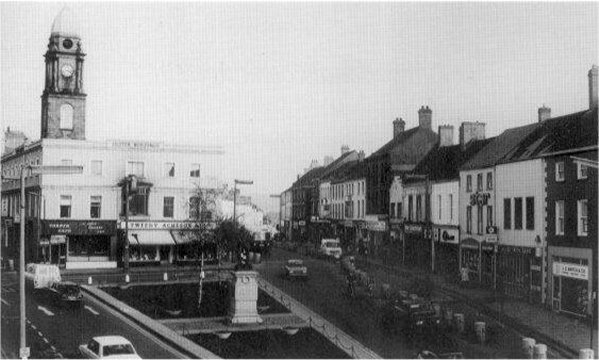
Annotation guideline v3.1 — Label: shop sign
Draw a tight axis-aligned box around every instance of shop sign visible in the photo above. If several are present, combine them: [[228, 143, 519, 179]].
[[486, 226, 497, 235], [434, 227, 458, 244], [4, 218, 14, 228], [404, 224, 422, 235], [1, 198, 7, 217], [485, 234, 498, 243], [298, 220, 306, 226], [44, 220, 116, 235], [498, 246, 534, 256], [423, 228, 432, 240], [461, 238, 479, 250], [469, 192, 491, 206], [367, 221, 387, 232], [481, 242, 496, 252], [111, 140, 161, 150], [390, 223, 403, 231], [119, 221, 209, 230], [553, 262, 588, 280]]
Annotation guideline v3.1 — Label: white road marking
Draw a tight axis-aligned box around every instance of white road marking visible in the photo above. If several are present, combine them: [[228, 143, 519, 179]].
[[37, 331, 44, 337], [43, 337, 50, 344], [2, 287, 15, 293], [37, 305, 55, 316], [84, 305, 99, 315], [1, 298, 10, 306], [30, 324, 37, 330]]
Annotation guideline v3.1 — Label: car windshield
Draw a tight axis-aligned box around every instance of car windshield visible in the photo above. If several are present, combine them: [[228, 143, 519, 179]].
[[62, 285, 80, 296], [325, 242, 339, 248], [103, 344, 135, 356], [288, 260, 303, 266]]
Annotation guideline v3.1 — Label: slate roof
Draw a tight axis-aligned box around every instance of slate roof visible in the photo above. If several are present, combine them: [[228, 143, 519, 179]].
[[501, 107, 597, 162], [293, 166, 326, 187], [369, 127, 421, 158], [411, 138, 494, 181], [320, 150, 356, 178], [328, 160, 367, 184], [461, 122, 540, 170]]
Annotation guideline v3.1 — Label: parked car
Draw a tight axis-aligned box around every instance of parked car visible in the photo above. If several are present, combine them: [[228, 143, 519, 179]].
[[38, 281, 83, 307], [79, 336, 141, 359], [319, 238, 342, 259], [381, 296, 441, 336], [283, 259, 308, 279], [25, 263, 61, 291]]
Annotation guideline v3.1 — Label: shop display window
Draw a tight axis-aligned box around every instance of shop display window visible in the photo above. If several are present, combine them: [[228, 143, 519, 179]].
[[130, 246, 158, 261]]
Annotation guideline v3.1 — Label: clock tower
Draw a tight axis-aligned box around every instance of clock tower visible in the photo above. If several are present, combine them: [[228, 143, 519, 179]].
[[41, 7, 86, 140]]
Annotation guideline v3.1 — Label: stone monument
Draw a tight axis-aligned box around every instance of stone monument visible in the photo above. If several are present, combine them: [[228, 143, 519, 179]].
[[228, 270, 263, 324]]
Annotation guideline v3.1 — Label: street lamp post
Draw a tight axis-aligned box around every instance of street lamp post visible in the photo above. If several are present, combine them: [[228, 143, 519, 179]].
[[233, 179, 253, 264], [15, 164, 83, 360]]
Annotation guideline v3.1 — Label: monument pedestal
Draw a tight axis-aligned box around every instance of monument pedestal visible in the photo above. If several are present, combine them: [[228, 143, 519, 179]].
[[228, 270, 263, 324]]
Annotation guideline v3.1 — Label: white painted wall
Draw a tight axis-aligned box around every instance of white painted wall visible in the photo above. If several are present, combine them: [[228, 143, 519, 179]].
[[459, 167, 495, 242], [431, 180, 459, 226], [495, 159, 546, 248]]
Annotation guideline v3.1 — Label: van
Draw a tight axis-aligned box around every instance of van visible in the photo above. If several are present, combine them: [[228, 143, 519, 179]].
[[25, 263, 61, 290], [319, 238, 342, 259]]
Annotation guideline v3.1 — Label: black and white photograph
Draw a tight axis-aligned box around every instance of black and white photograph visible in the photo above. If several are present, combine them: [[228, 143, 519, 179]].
[[1, 2, 597, 359]]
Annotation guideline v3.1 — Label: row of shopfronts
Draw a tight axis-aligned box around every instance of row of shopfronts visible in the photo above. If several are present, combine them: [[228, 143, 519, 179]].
[[1, 218, 213, 270], [284, 216, 593, 318]]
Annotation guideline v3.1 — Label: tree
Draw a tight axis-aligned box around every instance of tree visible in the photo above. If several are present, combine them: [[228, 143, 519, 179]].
[[213, 219, 254, 270], [188, 185, 220, 310]]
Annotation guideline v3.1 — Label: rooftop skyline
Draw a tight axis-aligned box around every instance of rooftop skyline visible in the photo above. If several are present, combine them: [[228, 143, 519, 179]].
[[1, 2, 597, 206]]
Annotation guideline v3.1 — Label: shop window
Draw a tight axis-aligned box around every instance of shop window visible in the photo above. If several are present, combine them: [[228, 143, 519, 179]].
[[125, 187, 149, 216], [487, 206, 493, 227], [577, 163, 588, 180], [163, 196, 174, 218], [90, 196, 101, 219], [555, 162, 565, 182], [438, 195, 442, 220], [91, 160, 102, 176], [477, 206, 483, 234], [390, 202, 395, 218], [555, 201, 565, 235], [164, 163, 175, 177], [60, 195, 71, 218], [504, 198, 511, 229], [526, 197, 534, 230], [449, 194, 453, 221], [466, 175, 472, 192], [190, 164, 200, 178], [477, 173, 483, 191], [578, 199, 588, 236], [397, 202, 402, 219], [486, 172, 493, 190], [408, 195, 413, 221], [514, 198, 523, 229], [416, 195, 422, 222], [127, 161, 144, 178], [466, 206, 472, 234]]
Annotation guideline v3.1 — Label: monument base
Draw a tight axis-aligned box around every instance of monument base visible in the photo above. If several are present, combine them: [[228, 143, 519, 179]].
[[228, 270, 263, 324]]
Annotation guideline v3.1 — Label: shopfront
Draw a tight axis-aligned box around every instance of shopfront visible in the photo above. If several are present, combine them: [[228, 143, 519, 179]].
[[120, 220, 215, 267], [404, 223, 430, 270], [365, 219, 388, 257], [549, 247, 593, 317], [460, 238, 480, 283], [389, 221, 404, 265], [433, 226, 459, 278], [42, 220, 117, 269]]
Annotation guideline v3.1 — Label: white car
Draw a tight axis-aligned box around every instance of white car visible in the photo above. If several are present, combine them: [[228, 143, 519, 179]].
[[79, 336, 141, 359], [319, 239, 342, 259]]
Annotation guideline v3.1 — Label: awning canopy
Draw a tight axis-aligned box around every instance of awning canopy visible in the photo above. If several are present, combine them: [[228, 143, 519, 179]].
[[170, 231, 199, 245], [129, 230, 175, 246]]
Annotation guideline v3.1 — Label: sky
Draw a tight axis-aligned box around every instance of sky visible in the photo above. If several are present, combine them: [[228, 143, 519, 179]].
[[1, 2, 598, 212]]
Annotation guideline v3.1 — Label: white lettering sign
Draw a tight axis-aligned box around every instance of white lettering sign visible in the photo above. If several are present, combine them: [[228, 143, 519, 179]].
[[553, 262, 588, 280], [118, 221, 207, 230]]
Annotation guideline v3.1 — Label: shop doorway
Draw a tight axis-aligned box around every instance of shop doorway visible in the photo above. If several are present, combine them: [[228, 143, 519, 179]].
[[50, 243, 66, 268], [560, 276, 589, 316]]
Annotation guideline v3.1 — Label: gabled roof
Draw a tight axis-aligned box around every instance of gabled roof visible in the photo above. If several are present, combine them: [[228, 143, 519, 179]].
[[369, 127, 421, 158], [412, 138, 494, 181], [320, 150, 356, 178], [461, 122, 540, 171], [293, 166, 326, 188], [501, 107, 597, 162]]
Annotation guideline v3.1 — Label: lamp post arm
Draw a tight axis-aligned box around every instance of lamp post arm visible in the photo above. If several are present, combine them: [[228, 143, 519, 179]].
[[19, 165, 28, 359]]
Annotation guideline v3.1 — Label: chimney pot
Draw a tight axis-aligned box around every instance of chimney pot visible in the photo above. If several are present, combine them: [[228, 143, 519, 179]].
[[538, 105, 551, 122], [393, 117, 405, 138], [418, 106, 432, 129]]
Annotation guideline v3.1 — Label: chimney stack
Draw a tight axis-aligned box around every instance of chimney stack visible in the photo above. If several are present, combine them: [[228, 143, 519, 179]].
[[538, 105, 551, 122], [438, 125, 454, 147], [358, 150, 365, 161], [418, 106, 432, 130], [393, 117, 405, 138], [589, 65, 598, 109], [341, 145, 350, 155], [459, 122, 486, 147]]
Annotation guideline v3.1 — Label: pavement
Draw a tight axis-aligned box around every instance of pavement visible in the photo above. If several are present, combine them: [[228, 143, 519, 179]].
[[354, 252, 598, 358]]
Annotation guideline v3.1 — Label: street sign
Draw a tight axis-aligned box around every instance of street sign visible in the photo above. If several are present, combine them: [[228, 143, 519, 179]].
[[19, 347, 30, 358]]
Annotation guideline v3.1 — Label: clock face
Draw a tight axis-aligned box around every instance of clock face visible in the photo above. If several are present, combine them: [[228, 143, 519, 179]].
[[61, 65, 74, 78], [63, 39, 73, 49]]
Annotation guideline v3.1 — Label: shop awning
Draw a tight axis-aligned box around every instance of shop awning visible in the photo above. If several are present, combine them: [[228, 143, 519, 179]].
[[170, 231, 198, 244], [128, 231, 175, 246]]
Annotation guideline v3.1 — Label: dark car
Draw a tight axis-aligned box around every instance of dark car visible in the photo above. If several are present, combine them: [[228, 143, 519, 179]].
[[381, 297, 441, 337], [38, 281, 83, 308]]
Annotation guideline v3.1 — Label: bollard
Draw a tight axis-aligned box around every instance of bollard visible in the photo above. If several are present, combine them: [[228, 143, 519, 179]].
[[579, 349, 594, 359], [474, 321, 486, 344], [533, 344, 547, 359], [125, 274, 130, 283], [522, 337, 536, 359], [433, 303, 442, 318], [163, 272, 168, 281], [453, 313, 465, 333], [88, 276, 93, 285]]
